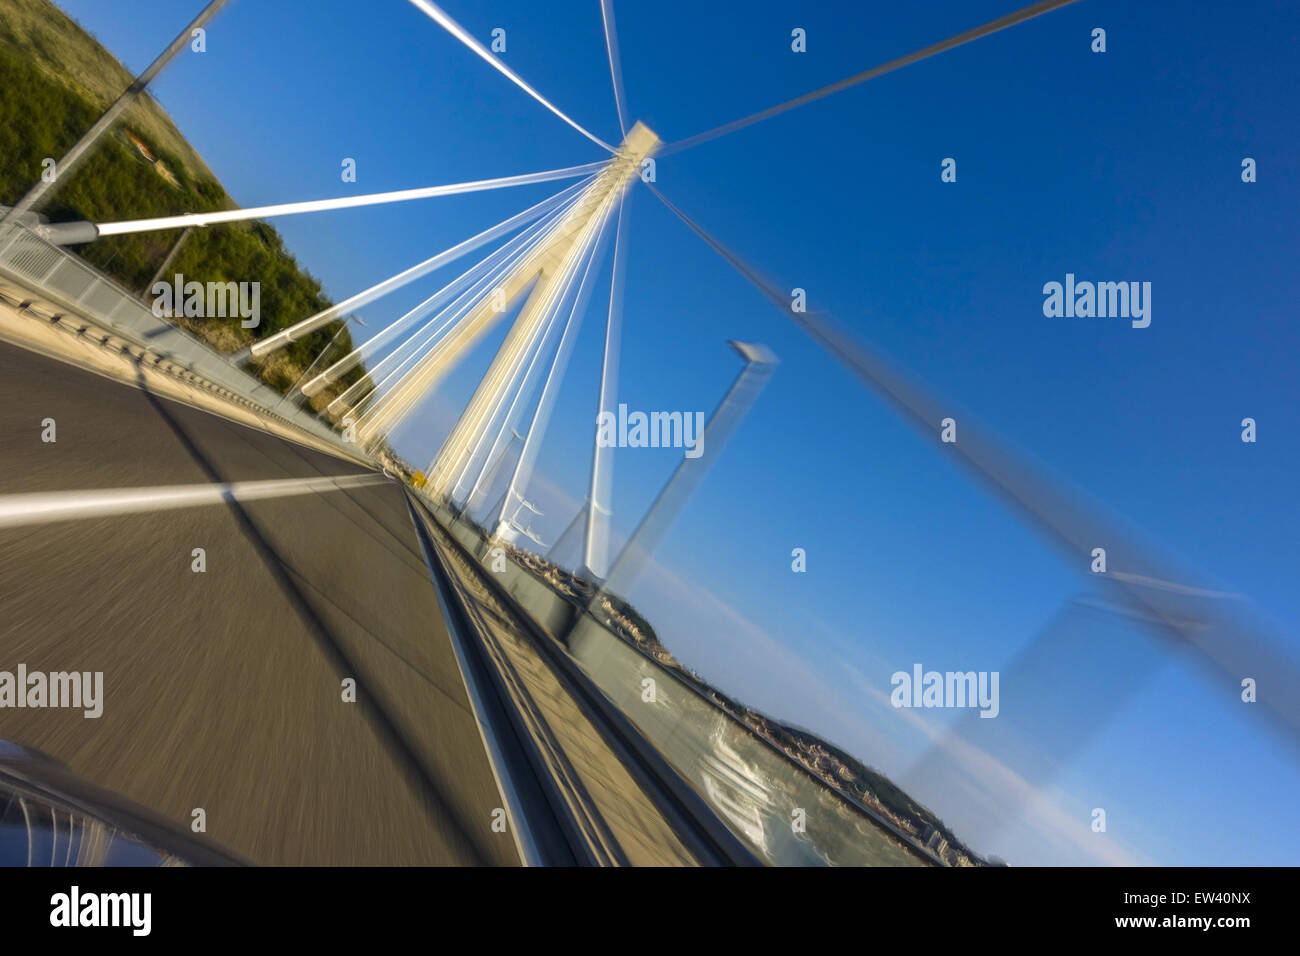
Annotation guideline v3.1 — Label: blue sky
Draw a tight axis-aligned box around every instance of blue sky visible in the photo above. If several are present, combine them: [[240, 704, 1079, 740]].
[[53, 0, 1300, 864]]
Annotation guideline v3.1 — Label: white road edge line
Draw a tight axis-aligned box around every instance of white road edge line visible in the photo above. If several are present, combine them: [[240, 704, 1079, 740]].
[[0, 473, 387, 529]]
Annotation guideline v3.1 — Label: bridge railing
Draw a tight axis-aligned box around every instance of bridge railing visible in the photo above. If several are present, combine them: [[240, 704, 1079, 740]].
[[0, 224, 356, 455], [428, 499, 941, 866]]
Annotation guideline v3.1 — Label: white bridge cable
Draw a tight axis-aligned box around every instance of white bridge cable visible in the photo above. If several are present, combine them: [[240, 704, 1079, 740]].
[[423, 282, 560, 492], [321, 203, 574, 417], [455, 196, 618, 481], [599, 0, 631, 136], [495, 201, 617, 534], [407, 0, 615, 153], [254, 176, 596, 362], [449, 276, 571, 508], [583, 191, 629, 579], [450, 211, 602, 506], [458, 434, 522, 521], [364, 130, 656, 450], [360, 174, 618, 446], [348, 180, 607, 432], [660, 0, 1080, 157], [95, 161, 607, 239], [327, 245, 533, 419], [448, 240, 585, 500], [331, 205, 571, 419], [306, 182, 591, 402], [489, 208, 611, 529], [426, 195, 613, 490]]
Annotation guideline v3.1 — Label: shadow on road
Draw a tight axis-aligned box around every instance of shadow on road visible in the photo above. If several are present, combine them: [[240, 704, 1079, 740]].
[[130, 359, 496, 865]]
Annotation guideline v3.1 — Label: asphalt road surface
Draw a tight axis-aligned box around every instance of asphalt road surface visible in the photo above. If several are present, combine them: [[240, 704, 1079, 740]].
[[0, 339, 519, 865]]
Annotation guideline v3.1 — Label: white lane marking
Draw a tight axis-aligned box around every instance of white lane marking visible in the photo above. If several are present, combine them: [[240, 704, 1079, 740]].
[[0, 473, 386, 529]]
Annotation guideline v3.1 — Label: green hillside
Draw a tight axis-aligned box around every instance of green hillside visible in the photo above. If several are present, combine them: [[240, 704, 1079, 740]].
[[0, 0, 369, 406]]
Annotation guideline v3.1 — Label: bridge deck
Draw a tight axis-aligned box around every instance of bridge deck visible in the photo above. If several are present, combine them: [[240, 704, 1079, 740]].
[[0, 338, 517, 865]]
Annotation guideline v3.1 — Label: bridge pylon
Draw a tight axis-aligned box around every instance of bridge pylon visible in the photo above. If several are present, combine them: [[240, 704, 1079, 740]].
[[401, 123, 657, 488]]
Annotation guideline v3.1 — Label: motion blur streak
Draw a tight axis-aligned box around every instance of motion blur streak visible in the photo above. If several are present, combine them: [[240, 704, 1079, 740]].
[[0, 473, 385, 529]]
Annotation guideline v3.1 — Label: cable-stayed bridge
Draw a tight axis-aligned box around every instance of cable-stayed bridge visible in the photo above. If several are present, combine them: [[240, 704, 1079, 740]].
[[1, 0, 1295, 868]]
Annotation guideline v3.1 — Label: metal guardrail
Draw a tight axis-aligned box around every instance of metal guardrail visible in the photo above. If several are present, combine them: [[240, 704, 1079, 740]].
[[0, 224, 358, 455], [409, 493, 762, 866], [403, 491, 577, 866]]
